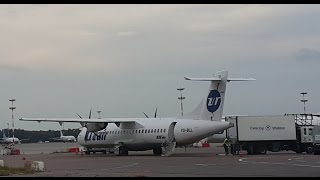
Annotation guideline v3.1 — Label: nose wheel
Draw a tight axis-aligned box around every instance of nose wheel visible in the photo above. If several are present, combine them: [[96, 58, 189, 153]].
[[117, 146, 129, 156]]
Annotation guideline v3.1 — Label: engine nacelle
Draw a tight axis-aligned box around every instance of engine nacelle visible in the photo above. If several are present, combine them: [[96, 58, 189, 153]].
[[85, 123, 108, 132]]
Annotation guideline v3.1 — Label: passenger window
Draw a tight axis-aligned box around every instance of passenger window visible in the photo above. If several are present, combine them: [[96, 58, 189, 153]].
[[164, 129, 166, 133], [154, 129, 156, 133], [139, 130, 141, 133], [142, 130, 144, 133], [160, 129, 162, 133], [157, 129, 159, 133], [304, 128, 307, 135], [151, 129, 153, 133], [148, 129, 150, 133]]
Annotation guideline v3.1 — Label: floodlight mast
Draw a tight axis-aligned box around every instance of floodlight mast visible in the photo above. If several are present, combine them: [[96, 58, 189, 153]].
[[177, 88, 185, 117], [300, 92, 308, 114], [9, 99, 16, 145]]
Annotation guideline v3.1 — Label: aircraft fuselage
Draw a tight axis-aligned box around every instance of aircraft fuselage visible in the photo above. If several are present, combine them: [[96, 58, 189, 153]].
[[77, 118, 232, 151]]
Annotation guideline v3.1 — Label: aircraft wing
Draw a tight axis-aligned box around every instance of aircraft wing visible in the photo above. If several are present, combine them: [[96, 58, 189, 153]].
[[20, 118, 137, 123], [19, 118, 144, 127], [20, 138, 30, 142], [227, 78, 256, 82], [49, 137, 62, 141]]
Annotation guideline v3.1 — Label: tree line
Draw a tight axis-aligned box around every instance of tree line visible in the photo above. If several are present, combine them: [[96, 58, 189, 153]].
[[0, 129, 81, 143]]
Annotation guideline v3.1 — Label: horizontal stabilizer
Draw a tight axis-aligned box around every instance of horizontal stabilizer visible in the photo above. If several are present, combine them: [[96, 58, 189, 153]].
[[185, 77, 255, 82], [227, 78, 256, 82], [184, 77, 221, 81]]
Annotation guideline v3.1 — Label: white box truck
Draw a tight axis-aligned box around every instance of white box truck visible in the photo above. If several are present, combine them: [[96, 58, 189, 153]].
[[226, 115, 315, 155]]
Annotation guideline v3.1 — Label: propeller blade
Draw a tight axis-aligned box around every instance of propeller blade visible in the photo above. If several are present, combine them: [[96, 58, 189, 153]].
[[76, 113, 83, 119], [89, 108, 92, 119], [143, 112, 149, 118], [154, 108, 157, 118]]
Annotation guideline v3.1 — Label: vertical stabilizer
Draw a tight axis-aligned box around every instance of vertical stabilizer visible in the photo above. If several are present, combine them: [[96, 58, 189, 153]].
[[60, 130, 64, 137], [184, 70, 255, 121]]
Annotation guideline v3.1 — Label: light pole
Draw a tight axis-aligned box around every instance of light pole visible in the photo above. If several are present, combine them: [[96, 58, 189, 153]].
[[177, 88, 185, 117], [300, 92, 308, 114], [9, 99, 16, 145], [7, 123, 10, 137], [97, 110, 102, 119]]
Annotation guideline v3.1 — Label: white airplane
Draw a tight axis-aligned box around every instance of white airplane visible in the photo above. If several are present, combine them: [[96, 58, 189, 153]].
[[50, 130, 77, 143], [0, 130, 21, 144], [20, 70, 254, 156]]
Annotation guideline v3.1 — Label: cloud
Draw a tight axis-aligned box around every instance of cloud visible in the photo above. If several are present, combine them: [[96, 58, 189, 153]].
[[0, 63, 31, 73], [293, 48, 320, 62], [0, 4, 319, 75], [1, 5, 320, 130], [116, 31, 137, 37]]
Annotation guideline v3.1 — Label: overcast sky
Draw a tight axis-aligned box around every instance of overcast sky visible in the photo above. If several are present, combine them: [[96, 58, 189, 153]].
[[1, 4, 320, 131]]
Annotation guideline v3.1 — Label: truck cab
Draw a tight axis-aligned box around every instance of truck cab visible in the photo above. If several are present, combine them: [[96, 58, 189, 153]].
[[296, 126, 314, 154], [312, 125, 320, 155]]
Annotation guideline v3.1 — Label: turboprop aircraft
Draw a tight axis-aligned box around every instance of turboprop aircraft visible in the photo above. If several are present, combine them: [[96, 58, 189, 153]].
[[20, 70, 255, 156]]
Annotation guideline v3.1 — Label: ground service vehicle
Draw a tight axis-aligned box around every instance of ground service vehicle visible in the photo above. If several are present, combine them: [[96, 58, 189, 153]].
[[226, 115, 316, 155], [312, 125, 320, 155]]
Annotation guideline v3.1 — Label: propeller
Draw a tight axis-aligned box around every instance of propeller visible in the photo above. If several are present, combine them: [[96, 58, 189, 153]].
[[76, 108, 92, 119], [143, 112, 149, 118], [154, 107, 157, 118], [76, 108, 92, 128], [76, 113, 82, 119], [76, 108, 99, 136], [143, 107, 158, 118]]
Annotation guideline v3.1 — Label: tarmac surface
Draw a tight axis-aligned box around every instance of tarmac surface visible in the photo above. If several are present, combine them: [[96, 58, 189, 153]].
[[1, 142, 320, 177]]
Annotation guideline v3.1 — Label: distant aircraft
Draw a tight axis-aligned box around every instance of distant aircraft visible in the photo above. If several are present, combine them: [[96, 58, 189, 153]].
[[50, 130, 77, 143], [20, 70, 255, 156], [0, 130, 23, 144]]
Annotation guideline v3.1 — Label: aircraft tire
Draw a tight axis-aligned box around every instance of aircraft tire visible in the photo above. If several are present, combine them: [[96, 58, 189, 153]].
[[306, 146, 313, 154], [119, 146, 129, 156], [153, 147, 162, 156]]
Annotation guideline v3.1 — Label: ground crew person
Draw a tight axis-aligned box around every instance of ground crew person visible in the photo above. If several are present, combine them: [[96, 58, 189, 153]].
[[223, 137, 231, 155]]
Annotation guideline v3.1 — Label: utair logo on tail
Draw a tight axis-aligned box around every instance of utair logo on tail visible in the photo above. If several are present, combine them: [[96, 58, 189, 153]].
[[207, 90, 221, 113]]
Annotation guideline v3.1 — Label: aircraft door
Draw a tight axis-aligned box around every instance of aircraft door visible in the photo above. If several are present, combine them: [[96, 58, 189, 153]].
[[166, 122, 177, 143]]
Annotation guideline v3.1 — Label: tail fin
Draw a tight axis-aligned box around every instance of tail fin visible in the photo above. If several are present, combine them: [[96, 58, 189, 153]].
[[184, 70, 255, 121], [60, 130, 64, 137]]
